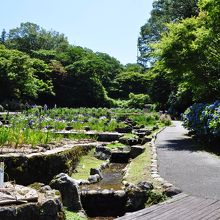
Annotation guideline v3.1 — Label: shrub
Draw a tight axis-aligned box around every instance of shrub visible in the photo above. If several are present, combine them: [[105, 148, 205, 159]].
[[127, 93, 151, 109], [183, 101, 220, 140]]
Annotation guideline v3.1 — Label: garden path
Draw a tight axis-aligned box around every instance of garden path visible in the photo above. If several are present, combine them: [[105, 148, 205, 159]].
[[156, 121, 220, 199]]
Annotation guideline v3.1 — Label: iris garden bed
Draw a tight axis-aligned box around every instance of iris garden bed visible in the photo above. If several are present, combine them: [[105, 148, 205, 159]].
[[0, 107, 170, 219]]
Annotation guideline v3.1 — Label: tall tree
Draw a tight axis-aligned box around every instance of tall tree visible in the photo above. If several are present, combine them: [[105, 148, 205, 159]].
[[151, 0, 220, 106], [138, 0, 199, 66], [0, 45, 53, 102], [5, 22, 69, 53]]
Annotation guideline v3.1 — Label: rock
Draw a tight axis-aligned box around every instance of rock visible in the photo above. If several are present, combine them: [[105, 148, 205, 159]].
[[164, 186, 182, 197], [110, 152, 130, 163], [130, 146, 145, 159], [65, 126, 73, 131], [88, 174, 102, 183], [17, 204, 40, 220], [90, 168, 103, 179], [137, 181, 153, 191], [40, 185, 52, 192], [0, 207, 16, 220], [80, 189, 127, 217], [97, 132, 123, 142], [100, 162, 109, 170], [50, 173, 82, 211], [119, 136, 139, 146], [76, 180, 90, 185], [94, 145, 111, 160], [140, 136, 151, 144], [122, 181, 129, 187], [115, 127, 132, 133], [114, 190, 126, 197], [152, 125, 159, 131], [84, 126, 91, 131], [0, 190, 64, 220], [40, 197, 62, 217], [125, 185, 147, 212]]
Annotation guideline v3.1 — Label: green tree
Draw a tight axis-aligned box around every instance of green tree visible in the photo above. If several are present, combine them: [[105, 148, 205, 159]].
[[64, 59, 110, 107], [0, 45, 53, 102], [138, 0, 199, 66], [151, 0, 220, 108], [113, 71, 151, 99], [5, 22, 69, 53]]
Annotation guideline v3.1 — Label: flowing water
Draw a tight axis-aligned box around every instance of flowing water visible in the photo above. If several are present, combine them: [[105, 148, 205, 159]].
[[81, 163, 127, 191]]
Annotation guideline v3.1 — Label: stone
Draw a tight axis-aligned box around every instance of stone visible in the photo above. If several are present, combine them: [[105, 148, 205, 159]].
[[119, 136, 139, 146], [114, 190, 126, 197], [164, 186, 182, 197], [139, 128, 151, 135], [162, 182, 173, 188], [140, 136, 151, 144], [65, 126, 73, 131], [81, 189, 127, 217], [97, 132, 123, 142], [152, 125, 159, 131], [0, 207, 16, 220], [76, 180, 90, 185], [110, 152, 130, 163], [17, 204, 40, 220], [152, 174, 160, 178], [88, 174, 101, 183], [0, 187, 64, 220], [84, 126, 91, 131], [90, 168, 103, 179], [40, 185, 52, 193], [130, 146, 145, 159], [40, 198, 62, 216], [125, 185, 148, 212], [50, 173, 82, 211], [94, 145, 111, 160], [115, 127, 132, 133], [137, 181, 153, 191]]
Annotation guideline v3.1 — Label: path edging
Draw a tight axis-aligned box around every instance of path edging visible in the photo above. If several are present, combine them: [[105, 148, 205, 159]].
[[150, 126, 182, 195]]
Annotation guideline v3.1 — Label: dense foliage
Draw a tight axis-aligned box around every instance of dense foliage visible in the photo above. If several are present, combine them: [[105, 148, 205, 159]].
[[0, 22, 151, 109], [138, 0, 220, 114], [0, 0, 219, 113], [183, 101, 220, 141]]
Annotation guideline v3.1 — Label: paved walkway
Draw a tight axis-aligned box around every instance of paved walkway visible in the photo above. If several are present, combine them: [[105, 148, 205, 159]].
[[156, 121, 220, 199], [117, 121, 220, 219]]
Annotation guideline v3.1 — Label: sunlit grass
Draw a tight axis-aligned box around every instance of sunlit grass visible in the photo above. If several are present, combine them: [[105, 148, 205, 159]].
[[71, 149, 103, 180]]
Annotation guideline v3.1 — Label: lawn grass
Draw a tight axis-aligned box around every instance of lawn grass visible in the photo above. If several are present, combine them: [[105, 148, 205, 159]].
[[124, 143, 166, 205], [106, 141, 126, 149], [124, 144, 152, 184], [64, 209, 87, 220], [71, 149, 104, 180]]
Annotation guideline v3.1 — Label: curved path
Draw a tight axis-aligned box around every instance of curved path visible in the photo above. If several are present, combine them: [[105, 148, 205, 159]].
[[156, 121, 220, 199]]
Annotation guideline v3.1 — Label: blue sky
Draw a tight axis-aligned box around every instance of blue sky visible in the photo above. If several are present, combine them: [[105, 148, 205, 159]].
[[0, 0, 154, 64]]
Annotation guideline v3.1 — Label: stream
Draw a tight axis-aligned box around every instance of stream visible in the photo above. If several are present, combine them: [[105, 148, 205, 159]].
[[81, 163, 127, 191]]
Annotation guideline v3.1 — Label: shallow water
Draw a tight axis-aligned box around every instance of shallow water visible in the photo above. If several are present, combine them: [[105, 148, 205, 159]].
[[81, 163, 126, 191]]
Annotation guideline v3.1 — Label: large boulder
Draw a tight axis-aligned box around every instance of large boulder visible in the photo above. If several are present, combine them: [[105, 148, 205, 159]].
[[0, 182, 64, 220], [125, 182, 153, 212], [50, 173, 82, 211]]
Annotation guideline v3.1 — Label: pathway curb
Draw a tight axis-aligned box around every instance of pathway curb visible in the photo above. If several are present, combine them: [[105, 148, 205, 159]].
[[150, 125, 182, 195]]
